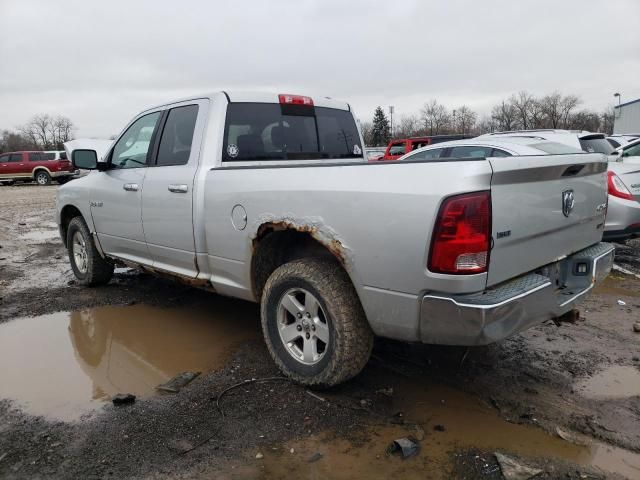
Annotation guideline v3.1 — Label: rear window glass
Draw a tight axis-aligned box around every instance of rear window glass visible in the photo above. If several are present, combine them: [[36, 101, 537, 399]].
[[29, 152, 45, 161], [579, 138, 614, 155], [222, 103, 362, 162], [531, 142, 583, 154], [59, 151, 67, 160], [44, 152, 56, 160]]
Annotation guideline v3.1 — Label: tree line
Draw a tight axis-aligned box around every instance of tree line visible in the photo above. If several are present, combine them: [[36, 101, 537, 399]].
[[0, 114, 75, 153], [362, 91, 615, 147]]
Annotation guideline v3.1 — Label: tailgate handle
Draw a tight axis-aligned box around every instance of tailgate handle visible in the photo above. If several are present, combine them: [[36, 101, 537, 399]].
[[562, 164, 585, 177]]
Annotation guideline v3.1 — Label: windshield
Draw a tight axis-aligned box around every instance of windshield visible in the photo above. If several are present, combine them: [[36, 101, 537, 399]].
[[579, 138, 614, 155]]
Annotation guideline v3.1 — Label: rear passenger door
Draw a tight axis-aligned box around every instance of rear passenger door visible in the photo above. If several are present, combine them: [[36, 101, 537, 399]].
[[141, 100, 208, 277]]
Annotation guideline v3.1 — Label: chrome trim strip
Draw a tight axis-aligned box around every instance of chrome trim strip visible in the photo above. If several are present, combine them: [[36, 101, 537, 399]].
[[424, 281, 552, 310]]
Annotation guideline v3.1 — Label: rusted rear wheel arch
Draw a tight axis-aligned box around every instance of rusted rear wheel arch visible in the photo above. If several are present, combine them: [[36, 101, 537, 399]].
[[251, 223, 352, 301]]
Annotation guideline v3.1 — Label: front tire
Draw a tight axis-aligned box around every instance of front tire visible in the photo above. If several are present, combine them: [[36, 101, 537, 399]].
[[261, 258, 373, 388], [35, 170, 51, 185], [66, 217, 114, 286]]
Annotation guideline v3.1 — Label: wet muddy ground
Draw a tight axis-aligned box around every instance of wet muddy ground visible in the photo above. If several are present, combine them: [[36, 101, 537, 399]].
[[1, 184, 640, 479]]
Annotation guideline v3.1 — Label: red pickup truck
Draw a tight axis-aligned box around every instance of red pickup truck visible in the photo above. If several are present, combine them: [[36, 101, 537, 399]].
[[0, 151, 77, 186], [376, 134, 474, 161]]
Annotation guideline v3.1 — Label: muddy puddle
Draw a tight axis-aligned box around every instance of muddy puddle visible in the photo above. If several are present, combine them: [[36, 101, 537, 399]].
[[0, 300, 259, 421], [225, 376, 640, 479], [575, 365, 640, 400], [18, 229, 59, 242], [594, 274, 640, 298]]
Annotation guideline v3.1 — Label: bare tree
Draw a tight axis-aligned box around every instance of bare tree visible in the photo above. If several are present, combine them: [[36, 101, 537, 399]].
[[560, 95, 581, 129], [453, 105, 477, 135], [601, 107, 615, 135], [528, 99, 546, 129], [17, 114, 75, 150], [510, 91, 535, 130], [475, 115, 497, 134], [540, 92, 563, 128], [491, 101, 518, 131], [360, 120, 374, 146], [395, 114, 421, 138], [420, 100, 450, 135]]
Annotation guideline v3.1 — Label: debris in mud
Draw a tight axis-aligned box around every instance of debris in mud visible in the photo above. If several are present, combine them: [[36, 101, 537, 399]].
[[387, 437, 420, 459], [434, 424, 446, 432], [167, 439, 194, 454], [375, 387, 394, 397], [255, 452, 264, 459], [555, 427, 589, 446], [633, 322, 640, 333], [156, 371, 201, 393], [617, 299, 626, 306], [112, 393, 136, 405], [307, 452, 323, 463], [495, 452, 542, 480]]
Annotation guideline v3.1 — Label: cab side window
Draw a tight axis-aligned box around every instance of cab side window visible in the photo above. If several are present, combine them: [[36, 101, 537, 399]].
[[110, 112, 161, 169], [0, 154, 10, 163], [449, 146, 493, 159], [404, 148, 445, 161], [9, 153, 23, 162], [156, 105, 199, 166]]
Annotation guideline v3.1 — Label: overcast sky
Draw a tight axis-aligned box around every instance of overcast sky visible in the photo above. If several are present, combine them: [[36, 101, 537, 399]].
[[1, 0, 639, 138]]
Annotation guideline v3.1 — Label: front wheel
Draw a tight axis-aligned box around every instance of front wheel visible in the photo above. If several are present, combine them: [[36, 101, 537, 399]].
[[66, 217, 114, 286], [35, 170, 51, 185], [261, 258, 373, 388]]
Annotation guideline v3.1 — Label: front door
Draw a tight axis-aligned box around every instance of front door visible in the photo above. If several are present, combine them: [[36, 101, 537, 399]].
[[141, 101, 206, 277], [90, 111, 162, 265]]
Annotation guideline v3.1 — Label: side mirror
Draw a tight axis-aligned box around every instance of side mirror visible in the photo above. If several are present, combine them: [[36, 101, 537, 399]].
[[72, 149, 98, 170]]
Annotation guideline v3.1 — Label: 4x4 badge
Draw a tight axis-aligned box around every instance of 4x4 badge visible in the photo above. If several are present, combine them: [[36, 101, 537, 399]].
[[562, 189, 574, 217]]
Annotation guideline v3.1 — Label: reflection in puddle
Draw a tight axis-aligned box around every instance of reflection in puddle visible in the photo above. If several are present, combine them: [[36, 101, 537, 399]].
[[575, 365, 640, 400], [225, 376, 640, 479], [0, 301, 259, 421]]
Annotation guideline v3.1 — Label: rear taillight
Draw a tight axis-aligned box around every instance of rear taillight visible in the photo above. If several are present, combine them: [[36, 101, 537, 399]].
[[607, 171, 634, 200], [428, 191, 491, 274], [278, 94, 314, 106]]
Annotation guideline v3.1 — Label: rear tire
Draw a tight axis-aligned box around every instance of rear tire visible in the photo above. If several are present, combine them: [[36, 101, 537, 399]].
[[66, 216, 114, 286], [35, 170, 51, 185], [261, 258, 373, 388]]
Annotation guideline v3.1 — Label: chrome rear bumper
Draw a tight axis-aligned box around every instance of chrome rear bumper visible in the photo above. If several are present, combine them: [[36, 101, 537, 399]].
[[419, 242, 615, 346]]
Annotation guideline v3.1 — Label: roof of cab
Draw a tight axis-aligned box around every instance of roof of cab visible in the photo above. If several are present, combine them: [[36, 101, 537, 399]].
[[142, 91, 350, 113]]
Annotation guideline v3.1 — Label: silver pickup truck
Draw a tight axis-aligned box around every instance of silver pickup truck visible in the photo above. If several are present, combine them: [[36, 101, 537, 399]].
[[57, 91, 614, 387]]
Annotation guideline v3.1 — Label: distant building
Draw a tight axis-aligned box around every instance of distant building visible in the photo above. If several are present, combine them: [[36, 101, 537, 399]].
[[614, 97, 640, 134]]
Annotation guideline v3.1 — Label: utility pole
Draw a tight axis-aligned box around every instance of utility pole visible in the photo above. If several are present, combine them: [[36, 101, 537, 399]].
[[614, 93, 621, 118], [389, 106, 394, 138]]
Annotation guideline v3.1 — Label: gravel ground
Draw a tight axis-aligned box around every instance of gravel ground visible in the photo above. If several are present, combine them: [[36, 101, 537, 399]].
[[1, 184, 640, 479]]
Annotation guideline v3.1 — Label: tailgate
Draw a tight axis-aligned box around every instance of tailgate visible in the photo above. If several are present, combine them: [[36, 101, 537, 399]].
[[487, 153, 608, 286]]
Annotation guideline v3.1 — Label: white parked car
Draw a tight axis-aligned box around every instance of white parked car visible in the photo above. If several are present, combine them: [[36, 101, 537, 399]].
[[606, 134, 640, 149], [478, 130, 640, 242]]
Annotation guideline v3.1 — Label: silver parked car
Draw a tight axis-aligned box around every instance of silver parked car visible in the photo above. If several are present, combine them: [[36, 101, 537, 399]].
[[606, 134, 640, 149], [478, 130, 640, 242]]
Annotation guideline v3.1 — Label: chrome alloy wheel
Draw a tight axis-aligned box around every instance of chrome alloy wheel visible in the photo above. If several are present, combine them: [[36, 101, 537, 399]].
[[277, 288, 330, 365], [72, 231, 88, 274]]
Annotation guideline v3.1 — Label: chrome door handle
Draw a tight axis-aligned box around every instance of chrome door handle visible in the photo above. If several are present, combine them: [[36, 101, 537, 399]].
[[168, 184, 188, 193], [123, 183, 139, 191]]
